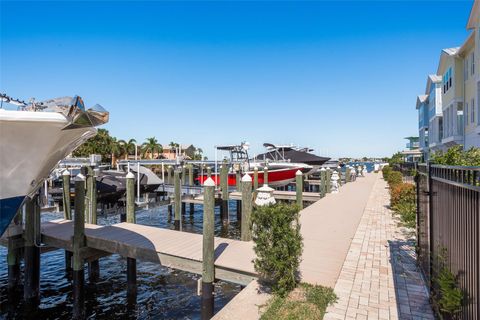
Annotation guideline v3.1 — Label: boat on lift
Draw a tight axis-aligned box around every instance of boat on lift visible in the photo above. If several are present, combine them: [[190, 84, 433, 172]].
[[0, 94, 109, 236], [197, 143, 315, 187]]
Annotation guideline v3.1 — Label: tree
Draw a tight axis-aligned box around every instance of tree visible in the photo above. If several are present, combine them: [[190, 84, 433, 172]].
[[73, 128, 115, 163], [193, 147, 203, 160], [388, 152, 404, 166], [142, 137, 163, 159], [118, 138, 137, 159]]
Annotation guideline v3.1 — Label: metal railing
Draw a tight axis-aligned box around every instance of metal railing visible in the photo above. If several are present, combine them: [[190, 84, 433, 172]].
[[416, 163, 480, 319]]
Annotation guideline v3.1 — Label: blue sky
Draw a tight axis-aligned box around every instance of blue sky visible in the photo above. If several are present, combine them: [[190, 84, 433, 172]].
[[0, 1, 473, 159]]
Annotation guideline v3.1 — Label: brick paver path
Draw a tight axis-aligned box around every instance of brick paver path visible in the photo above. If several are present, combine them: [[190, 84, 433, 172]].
[[324, 175, 434, 320]]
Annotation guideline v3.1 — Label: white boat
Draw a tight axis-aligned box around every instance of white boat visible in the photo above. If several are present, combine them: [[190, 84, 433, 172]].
[[0, 94, 108, 236]]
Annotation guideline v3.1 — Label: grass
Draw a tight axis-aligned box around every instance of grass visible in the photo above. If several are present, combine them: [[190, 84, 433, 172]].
[[260, 283, 337, 320]]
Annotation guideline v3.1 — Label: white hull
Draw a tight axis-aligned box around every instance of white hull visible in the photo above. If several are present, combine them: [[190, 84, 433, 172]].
[[0, 109, 96, 230]]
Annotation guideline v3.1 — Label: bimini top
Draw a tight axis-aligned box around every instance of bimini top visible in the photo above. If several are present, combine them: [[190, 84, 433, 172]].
[[257, 143, 330, 166]]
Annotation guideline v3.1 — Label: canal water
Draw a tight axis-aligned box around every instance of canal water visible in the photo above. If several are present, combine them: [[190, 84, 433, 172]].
[[0, 202, 242, 319]]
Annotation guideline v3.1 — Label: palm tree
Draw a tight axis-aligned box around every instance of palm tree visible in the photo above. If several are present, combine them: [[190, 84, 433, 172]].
[[119, 138, 137, 159], [142, 137, 163, 159], [110, 137, 123, 167]]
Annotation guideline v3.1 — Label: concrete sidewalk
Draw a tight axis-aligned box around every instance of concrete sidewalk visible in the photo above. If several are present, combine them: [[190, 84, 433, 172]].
[[299, 173, 378, 287], [323, 175, 434, 320]]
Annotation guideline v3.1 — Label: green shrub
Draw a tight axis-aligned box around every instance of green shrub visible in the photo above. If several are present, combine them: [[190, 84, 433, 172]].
[[386, 171, 403, 187], [394, 200, 416, 228], [432, 248, 464, 318], [432, 145, 480, 166], [390, 183, 415, 208], [382, 165, 392, 180], [251, 203, 303, 297]]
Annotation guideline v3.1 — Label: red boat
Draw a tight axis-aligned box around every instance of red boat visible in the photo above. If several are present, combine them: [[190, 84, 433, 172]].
[[197, 166, 306, 187]]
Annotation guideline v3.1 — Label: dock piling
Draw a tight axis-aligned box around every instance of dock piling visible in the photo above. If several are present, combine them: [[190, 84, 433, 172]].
[[263, 167, 268, 185], [62, 170, 73, 271], [320, 168, 326, 198], [73, 174, 86, 319], [296, 170, 303, 209], [220, 162, 229, 223], [7, 208, 22, 293], [326, 169, 332, 194], [202, 178, 215, 320], [87, 167, 99, 282], [126, 172, 137, 306], [241, 174, 252, 241], [253, 167, 258, 195], [24, 196, 40, 306], [174, 169, 181, 230], [188, 164, 194, 186]]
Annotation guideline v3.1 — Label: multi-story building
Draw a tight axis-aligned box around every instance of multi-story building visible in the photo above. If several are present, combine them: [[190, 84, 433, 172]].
[[416, 94, 429, 159], [464, 3, 480, 148], [402, 137, 421, 163], [415, 2, 480, 159], [438, 47, 464, 148], [425, 75, 443, 156]]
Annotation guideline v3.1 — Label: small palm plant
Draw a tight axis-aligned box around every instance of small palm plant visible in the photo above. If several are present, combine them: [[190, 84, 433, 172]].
[[142, 137, 163, 159]]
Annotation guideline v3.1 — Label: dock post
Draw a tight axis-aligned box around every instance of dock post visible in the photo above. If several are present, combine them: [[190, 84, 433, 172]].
[[63, 169, 72, 219], [263, 167, 268, 185], [190, 203, 195, 215], [207, 166, 212, 178], [337, 166, 342, 186], [174, 169, 181, 230], [320, 168, 326, 198], [253, 167, 258, 195], [188, 164, 194, 186], [345, 167, 351, 183], [296, 170, 303, 209], [202, 177, 215, 320], [73, 174, 86, 320], [326, 169, 332, 193], [167, 165, 173, 185], [241, 174, 252, 241], [8, 210, 22, 291], [24, 196, 40, 307], [87, 167, 99, 283], [182, 165, 187, 186], [62, 170, 73, 271], [126, 172, 137, 306], [220, 162, 229, 223]]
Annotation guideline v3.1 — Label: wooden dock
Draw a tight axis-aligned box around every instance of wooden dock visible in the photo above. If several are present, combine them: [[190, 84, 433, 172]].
[[41, 219, 256, 285]]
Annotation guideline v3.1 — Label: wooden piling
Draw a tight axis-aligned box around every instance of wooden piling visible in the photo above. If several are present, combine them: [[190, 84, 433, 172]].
[[207, 166, 212, 178], [337, 167, 342, 186], [220, 162, 229, 223], [263, 167, 268, 185], [87, 167, 99, 282], [182, 165, 187, 186], [320, 168, 326, 198], [24, 196, 40, 306], [241, 174, 252, 241], [190, 203, 195, 215], [174, 169, 181, 230], [295, 170, 303, 209], [326, 169, 332, 193], [126, 172, 137, 306], [167, 166, 173, 185], [253, 167, 258, 194], [202, 177, 215, 320], [188, 164, 194, 186], [345, 167, 351, 183], [62, 170, 71, 219], [7, 210, 22, 291], [73, 174, 86, 320]]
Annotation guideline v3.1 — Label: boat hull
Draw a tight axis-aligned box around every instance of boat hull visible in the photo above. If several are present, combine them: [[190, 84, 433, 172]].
[[197, 167, 302, 187], [0, 110, 96, 235]]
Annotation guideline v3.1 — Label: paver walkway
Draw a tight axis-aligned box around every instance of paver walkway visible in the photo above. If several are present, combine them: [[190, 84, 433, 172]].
[[324, 175, 434, 320]]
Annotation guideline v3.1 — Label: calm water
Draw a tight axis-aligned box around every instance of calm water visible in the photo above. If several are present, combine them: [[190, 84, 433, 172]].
[[0, 201, 243, 319]]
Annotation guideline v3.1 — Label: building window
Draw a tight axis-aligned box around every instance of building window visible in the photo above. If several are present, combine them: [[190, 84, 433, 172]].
[[465, 58, 469, 81], [466, 102, 469, 124], [471, 52, 475, 76], [472, 98, 476, 124]]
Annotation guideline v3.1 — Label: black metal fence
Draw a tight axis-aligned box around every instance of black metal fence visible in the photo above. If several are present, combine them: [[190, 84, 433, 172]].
[[416, 164, 480, 319]]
